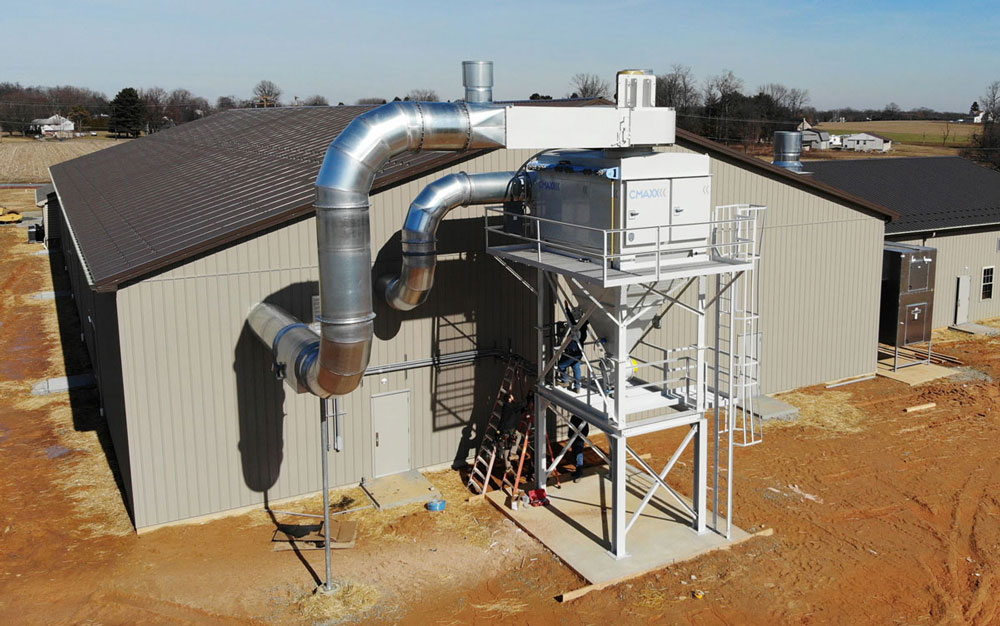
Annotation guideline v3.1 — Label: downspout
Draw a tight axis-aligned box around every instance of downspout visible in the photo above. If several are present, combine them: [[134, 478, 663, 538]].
[[380, 171, 525, 311], [249, 101, 506, 397]]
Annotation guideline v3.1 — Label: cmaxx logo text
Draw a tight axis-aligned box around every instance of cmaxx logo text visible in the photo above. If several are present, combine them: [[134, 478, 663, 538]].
[[628, 187, 669, 200], [539, 180, 560, 191]]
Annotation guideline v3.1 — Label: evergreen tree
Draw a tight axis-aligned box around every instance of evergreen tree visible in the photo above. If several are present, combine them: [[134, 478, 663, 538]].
[[110, 87, 145, 137]]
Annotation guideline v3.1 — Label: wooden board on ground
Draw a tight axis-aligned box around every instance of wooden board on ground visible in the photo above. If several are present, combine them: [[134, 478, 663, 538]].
[[271, 519, 357, 551]]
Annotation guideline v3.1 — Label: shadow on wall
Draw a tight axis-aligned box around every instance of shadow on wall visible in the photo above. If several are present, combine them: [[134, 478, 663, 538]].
[[45, 245, 131, 520], [233, 280, 318, 496], [372, 216, 533, 469]]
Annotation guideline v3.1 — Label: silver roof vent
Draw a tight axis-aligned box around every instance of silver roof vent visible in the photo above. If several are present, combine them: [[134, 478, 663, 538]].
[[772, 131, 803, 172], [462, 61, 493, 103]]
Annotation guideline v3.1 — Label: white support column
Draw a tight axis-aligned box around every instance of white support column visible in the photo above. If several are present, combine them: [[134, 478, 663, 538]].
[[535, 267, 548, 491], [693, 276, 708, 534], [692, 419, 708, 534], [610, 432, 628, 558], [613, 286, 628, 426]]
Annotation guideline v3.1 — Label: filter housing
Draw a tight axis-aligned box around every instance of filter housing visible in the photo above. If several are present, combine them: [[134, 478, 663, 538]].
[[528, 149, 711, 270]]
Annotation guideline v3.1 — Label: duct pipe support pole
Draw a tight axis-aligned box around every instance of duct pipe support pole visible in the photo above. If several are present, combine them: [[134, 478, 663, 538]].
[[320, 398, 333, 592], [382, 171, 523, 311]]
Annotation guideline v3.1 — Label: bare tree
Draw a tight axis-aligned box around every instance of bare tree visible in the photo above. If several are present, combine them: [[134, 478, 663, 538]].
[[656, 64, 700, 110], [215, 95, 239, 110], [759, 83, 790, 109], [253, 80, 282, 107], [982, 81, 1000, 120], [569, 73, 610, 99], [302, 94, 329, 106], [356, 97, 387, 105], [787, 88, 810, 115], [406, 88, 439, 102], [141, 86, 168, 129], [704, 70, 744, 102]]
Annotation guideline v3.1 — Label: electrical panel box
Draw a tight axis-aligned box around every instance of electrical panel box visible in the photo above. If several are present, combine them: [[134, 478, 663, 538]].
[[528, 149, 711, 270], [880, 242, 937, 346]]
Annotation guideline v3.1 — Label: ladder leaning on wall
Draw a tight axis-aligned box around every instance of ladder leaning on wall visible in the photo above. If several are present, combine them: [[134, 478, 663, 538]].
[[467, 358, 526, 495]]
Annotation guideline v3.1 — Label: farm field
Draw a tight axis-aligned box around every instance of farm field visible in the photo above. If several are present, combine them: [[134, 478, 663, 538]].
[[816, 120, 979, 146], [0, 137, 124, 183], [3, 223, 1000, 624]]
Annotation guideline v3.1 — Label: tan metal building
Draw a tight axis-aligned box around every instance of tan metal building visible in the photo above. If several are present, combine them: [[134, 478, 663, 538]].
[[50, 107, 894, 530]]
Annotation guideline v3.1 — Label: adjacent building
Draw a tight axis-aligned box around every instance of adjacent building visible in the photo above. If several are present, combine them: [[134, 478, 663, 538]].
[[841, 132, 892, 152], [809, 156, 1000, 328]]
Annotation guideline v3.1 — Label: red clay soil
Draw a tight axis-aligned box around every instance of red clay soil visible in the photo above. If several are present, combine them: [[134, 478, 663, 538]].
[[2, 223, 1000, 625]]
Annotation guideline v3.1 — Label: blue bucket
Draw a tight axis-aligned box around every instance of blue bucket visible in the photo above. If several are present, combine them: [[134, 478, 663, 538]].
[[426, 498, 447, 512]]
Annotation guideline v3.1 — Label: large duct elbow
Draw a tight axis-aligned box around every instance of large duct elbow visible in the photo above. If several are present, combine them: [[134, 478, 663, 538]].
[[381, 171, 524, 311], [256, 101, 506, 397]]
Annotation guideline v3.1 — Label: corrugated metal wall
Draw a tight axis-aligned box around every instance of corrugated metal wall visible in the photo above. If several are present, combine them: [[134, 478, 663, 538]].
[[117, 149, 537, 528], [893, 228, 1000, 328], [116, 144, 885, 528], [55, 195, 132, 507]]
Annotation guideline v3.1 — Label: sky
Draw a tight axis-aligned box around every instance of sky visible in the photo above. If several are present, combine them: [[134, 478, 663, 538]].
[[2, 0, 998, 113]]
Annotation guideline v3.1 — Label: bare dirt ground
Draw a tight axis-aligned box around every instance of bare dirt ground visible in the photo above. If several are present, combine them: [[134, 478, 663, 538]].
[[0, 137, 124, 183], [2, 224, 1000, 625]]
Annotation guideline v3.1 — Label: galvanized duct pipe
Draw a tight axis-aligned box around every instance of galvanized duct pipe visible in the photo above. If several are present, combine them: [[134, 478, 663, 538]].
[[247, 302, 328, 397], [251, 101, 507, 397], [380, 171, 523, 311]]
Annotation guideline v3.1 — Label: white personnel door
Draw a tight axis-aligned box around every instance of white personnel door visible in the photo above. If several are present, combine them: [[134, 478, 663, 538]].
[[371, 390, 411, 478], [956, 275, 970, 324]]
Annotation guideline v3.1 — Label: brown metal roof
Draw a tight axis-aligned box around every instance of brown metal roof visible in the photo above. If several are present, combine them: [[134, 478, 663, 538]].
[[51, 102, 894, 292], [674, 129, 899, 222], [50, 100, 605, 291]]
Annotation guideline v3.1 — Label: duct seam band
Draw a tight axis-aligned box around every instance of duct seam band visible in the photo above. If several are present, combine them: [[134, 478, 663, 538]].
[[272, 322, 309, 355], [315, 313, 377, 325]]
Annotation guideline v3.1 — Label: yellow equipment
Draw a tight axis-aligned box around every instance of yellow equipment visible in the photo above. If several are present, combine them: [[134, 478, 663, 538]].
[[0, 206, 22, 224]]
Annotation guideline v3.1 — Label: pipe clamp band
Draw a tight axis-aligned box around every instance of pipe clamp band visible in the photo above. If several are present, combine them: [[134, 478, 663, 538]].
[[315, 313, 377, 325]]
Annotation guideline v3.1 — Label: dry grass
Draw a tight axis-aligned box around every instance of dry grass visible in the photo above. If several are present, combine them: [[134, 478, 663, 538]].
[[470, 597, 528, 617], [424, 469, 493, 549], [0, 188, 38, 213], [816, 120, 980, 144], [634, 583, 669, 608], [297, 580, 380, 623], [771, 390, 868, 435], [932, 317, 1000, 344], [0, 139, 123, 182]]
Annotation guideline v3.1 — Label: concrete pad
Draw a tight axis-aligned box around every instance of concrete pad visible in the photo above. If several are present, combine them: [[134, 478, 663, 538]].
[[747, 395, 799, 422], [486, 468, 751, 591], [31, 290, 71, 300], [361, 469, 441, 510], [31, 373, 96, 395], [949, 322, 1000, 336], [876, 359, 953, 386]]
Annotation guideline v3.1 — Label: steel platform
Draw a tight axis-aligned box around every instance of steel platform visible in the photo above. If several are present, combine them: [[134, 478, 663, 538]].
[[487, 244, 753, 287]]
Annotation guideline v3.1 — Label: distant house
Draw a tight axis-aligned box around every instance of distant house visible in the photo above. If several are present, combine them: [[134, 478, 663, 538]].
[[843, 132, 892, 152], [29, 114, 74, 135], [796, 118, 813, 131], [801, 129, 831, 150]]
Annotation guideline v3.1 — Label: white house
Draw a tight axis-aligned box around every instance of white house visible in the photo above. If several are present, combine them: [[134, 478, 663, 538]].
[[843, 132, 892, 152], [30, 115, 75, 135], [801, 129, 831, 150]]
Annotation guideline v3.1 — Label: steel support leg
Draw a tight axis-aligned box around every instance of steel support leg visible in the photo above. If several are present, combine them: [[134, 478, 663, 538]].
[[692, 417, 708, 534], [610, 433, 628, 559], [535, 267, 548, 491]]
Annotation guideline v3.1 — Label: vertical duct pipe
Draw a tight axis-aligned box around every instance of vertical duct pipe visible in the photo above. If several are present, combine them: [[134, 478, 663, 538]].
[[462, 61, 493, 103], [380, 171, 524, 311], [772, 131, 803, 172], [250, 99, 506, 397]]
